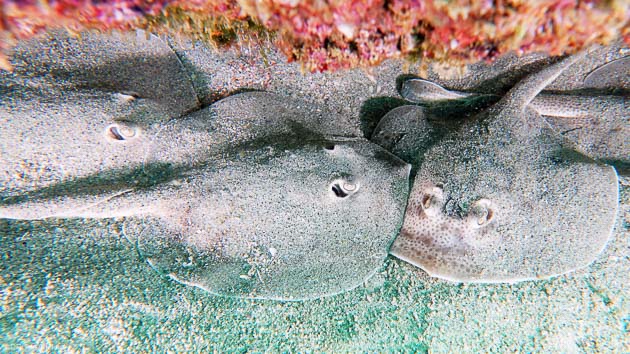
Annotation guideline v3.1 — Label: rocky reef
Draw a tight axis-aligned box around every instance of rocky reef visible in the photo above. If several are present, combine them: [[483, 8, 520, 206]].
[[1, 0, 629, 71]]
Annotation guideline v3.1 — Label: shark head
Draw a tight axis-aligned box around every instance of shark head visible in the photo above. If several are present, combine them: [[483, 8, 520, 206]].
[[1, 30, 199, 200], [126, 137, 411, 300], [387, 52, 620, 282], [1, 83, 411, 300]]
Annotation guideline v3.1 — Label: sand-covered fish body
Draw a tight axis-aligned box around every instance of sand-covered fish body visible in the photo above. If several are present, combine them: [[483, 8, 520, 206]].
[[1, 30, 200, 199], [376, 53, 619, 283], [126, 136, 411, 300], [531, 93, 628, 169], [1, 89, 158, 198], [1, 85, 411, 300], [583, 56, 630, 90], [3, 30, 200, 118], [394, 55, 629, 167]]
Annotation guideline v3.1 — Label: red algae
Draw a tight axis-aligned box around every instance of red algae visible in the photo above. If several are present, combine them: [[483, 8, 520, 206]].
[[1, 0, 628, 71]]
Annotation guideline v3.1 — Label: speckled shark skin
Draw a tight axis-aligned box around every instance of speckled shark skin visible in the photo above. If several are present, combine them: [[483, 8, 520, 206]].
[[398, 56, 629, 167], [0, 30, 200, 199], [0, 30, 623, 301], [0, 32, 411, 301], [374, 52, 620, 283]]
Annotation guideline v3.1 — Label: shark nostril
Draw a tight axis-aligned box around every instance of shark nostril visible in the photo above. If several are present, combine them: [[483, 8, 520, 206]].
[[324, 144, 336, 151]]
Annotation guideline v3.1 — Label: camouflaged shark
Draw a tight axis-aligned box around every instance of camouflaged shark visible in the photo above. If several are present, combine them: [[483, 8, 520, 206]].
[[0, 31, 410, 301], [373, 52, 621, 283], [398, 56, 629, 168], [0, 31, 623, 300]]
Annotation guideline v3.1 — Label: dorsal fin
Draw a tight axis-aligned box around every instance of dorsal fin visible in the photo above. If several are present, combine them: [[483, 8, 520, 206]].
[[584, 56, 630, 89], [401, 78, 474, 103], [493, 51, 587, 113]]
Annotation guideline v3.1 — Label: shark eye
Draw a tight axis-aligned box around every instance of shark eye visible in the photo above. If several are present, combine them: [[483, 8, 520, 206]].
[[330, 178, 360, 198], [331, 183, 348, 197], [468, 199, 496, 228], [421, 194, 433, 209], [419, 185, 444, 216], [105, 123, 140, 142]]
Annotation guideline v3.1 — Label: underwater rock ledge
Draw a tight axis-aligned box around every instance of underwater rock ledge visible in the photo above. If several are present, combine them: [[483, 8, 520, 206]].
[[1, 0, 629, 72]]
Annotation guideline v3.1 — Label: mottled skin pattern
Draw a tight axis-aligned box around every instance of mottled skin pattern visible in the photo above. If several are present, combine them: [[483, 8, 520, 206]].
[[0, 30, 623, 301], [377, 52, 620, 283]]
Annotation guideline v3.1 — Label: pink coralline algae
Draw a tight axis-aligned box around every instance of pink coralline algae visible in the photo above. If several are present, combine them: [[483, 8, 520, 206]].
[[1, 0, 629, 71]]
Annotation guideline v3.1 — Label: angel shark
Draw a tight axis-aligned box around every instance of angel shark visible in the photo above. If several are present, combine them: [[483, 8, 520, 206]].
[[373, 52, 620, 282], [0, 31, 411, 300], [0, 30, 622, 300]]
